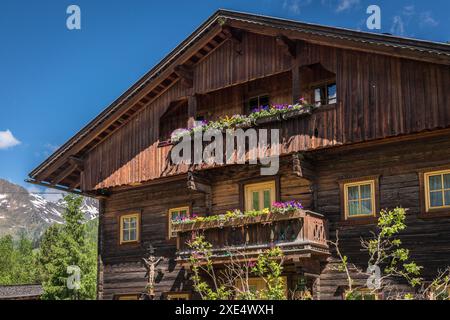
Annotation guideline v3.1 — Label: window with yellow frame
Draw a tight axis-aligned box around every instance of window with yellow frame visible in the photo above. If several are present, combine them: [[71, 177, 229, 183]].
[[119, 213, 140, 244], [166, 293, 190, 300], [244, 181, 276, 211], [236, 277, 288, 298], [168, 207, 190, 238], [424, 169, 450, 212], [343, 180, 376, 219]]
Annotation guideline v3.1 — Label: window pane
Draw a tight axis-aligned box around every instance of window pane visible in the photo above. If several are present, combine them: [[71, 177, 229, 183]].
[[348, 186, 360, 201], [444, 174, 450, 189], [445, 190, 450, 206], [429, 175, 442, 191], [123, 231, 129, 241], [252, 191, 260, 211], [130, 218, 136, 229], [259, 95, 270, 107], [430, 191, 443, 207], [180, 210, 187, 218], [249, 97, 259, 109], [129, 229, 136, 241], [327, 84, 337, 104], [361, 199, 372, 215], [314, 88, 322, 106], [348, 200, 360, 216], [263, 190, 271, 209], [360, 184, 372, 199]]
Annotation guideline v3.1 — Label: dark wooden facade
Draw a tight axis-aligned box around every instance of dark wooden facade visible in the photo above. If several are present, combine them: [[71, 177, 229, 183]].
[[29, 10, 450, 300]]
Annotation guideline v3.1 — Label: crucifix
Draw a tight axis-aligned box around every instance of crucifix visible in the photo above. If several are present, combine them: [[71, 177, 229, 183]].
[[142, 244, 163, 299]]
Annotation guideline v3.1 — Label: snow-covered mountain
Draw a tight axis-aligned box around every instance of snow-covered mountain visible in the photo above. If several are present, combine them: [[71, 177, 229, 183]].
[[0, 179, 98, 241]]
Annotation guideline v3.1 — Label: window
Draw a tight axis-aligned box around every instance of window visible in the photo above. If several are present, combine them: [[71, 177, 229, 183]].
[[244, 181, 276, 211], [313, 83, 337, 107], [236, 277, 288, 298], [344, 180, 376, 219], [166, 293, 190, 300], [119, 213, 140, 244], [247, 95, 270, 113], [168, 207, 190, 238], [424, 170, 450, 212]]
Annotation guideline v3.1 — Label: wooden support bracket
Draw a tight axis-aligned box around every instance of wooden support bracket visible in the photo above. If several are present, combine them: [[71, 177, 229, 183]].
[[187, 171, 212, 212], [276, 35, 297, 58], [174, 65, 193, 88]]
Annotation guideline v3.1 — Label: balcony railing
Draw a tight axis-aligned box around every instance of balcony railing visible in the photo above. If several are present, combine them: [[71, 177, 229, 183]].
[[174, 210, 329, 263]]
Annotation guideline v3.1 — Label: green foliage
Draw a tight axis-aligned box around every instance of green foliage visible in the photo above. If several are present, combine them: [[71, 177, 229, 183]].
[[188, 235, 286, 300], [251, 247, 286, 300], [0, 233, 40, 285], [369, 208, 423, 288], [38, 195, 97, 300]]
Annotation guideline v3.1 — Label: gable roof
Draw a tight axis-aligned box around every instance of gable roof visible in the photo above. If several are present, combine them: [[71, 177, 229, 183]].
[[28, 9, 450, 195]]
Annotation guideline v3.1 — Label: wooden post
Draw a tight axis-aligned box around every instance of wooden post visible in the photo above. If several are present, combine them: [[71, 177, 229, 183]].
[[188, 95, 197, 128], [292, 41, 301, 104]]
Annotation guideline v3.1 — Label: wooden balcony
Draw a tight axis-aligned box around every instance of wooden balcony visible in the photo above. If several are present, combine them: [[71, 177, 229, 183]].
[[174, 210, 329, 263]]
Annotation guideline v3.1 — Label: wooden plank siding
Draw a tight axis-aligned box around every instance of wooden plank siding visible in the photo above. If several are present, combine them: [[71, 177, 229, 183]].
[[82, 34, 450, 192], [314, 133, 450, 300], [98, 159, 313, 299]]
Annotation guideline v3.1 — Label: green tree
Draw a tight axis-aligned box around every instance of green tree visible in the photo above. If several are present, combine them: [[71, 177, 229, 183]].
[[0, 233, 39, 285], [38, 195, 97, 300]]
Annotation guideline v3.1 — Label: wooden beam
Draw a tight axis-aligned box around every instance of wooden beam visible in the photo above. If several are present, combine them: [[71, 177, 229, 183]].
[[276, 35, 297, 58], [174, 65, 193, 88], [221, 26, 243, 44], [68, 156, 84, 171], [227, 20, 450, 66], [51, 164, 78, 186], [187, 95, 198, 128], [292, 41, 301, 104]]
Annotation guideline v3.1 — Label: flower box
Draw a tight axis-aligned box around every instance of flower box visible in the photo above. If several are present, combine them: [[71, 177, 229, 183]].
[[172, 210, 305, 233], [254, 114, 281, 126], [281, 106, 314, 120]]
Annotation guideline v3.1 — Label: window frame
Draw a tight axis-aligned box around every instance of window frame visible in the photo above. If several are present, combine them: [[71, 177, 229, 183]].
[[343, 180, 376, 219], [424, 169, 450, 212], [119, 213, 141, 245], [168, 206, 190, 239], [246, 94, 270, 114], [311, 80, 337, 107], [339, 176, 379, 224], [244, 180, 276, 212]]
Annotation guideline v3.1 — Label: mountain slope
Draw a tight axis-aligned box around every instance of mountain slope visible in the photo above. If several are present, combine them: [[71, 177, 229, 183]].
[[0, 179, 98, 241]]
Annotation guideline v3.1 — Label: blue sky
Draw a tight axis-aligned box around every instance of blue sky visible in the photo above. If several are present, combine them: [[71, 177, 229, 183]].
[[0, 0, 448, 197]]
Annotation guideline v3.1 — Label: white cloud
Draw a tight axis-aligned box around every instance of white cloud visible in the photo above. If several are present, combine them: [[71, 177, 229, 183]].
[[336, 0, 360, 13], [402, 5, 415, 17], [0, 130, 21, 150], [390, 16, 405, 36], [282, 0, 312, 14], [420, 11, 439, 28]]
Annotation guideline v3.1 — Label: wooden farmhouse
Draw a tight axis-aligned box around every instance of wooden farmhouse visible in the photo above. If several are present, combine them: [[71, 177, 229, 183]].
[[28, 10, 450, 300]]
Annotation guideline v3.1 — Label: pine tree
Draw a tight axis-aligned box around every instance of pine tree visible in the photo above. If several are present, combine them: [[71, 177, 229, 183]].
[[38, 194, 97, 300], [0, 233, 39, 285]]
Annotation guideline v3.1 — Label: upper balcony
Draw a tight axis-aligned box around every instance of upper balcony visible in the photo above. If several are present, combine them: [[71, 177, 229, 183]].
[[173, 209, 329, 264]]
